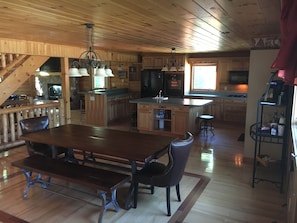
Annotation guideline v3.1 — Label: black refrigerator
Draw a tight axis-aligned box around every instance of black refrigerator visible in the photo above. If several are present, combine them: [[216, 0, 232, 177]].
[[141, 70, 184, 98], [141, 69, 164, 98]]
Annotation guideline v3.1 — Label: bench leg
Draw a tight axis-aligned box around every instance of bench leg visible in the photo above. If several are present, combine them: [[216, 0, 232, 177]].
[[97, 190, 120, 223], [21, 169, 50, 199]]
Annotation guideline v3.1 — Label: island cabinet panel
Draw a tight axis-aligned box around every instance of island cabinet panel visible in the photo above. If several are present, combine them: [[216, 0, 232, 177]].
[[107, 96, 131, 123], [171, 106, 189, 135], [136, 103, 204, 136], [137, 104, 153, 131], [85, 94, 107, 126], [152, 104, 172, 133]]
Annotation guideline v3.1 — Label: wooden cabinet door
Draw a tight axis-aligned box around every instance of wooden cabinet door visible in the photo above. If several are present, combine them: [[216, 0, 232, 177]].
[[203, 98, 223, 120], [142, 57, 154, 69], [153, 57, 164, 68], [223, 99, 247, 122], [142, 56, 164, 69], [171, 106, 189, 135], [137, 104, 152, 131]]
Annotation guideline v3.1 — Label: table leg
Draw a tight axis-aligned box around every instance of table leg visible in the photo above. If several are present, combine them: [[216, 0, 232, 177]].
[[125, 160, 137, 210], [64, 148, 78, 164]]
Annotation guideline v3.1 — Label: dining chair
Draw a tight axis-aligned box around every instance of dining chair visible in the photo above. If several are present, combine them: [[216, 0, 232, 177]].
[[20, 116, 68, 159], [133, 132, 194, 216]]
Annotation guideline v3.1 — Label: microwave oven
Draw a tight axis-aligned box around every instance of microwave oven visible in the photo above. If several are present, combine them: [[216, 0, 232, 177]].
[[228, 71, 249, 84]]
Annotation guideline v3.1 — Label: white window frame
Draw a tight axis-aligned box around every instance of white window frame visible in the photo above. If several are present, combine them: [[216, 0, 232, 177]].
[[191, 63, 217, 91]]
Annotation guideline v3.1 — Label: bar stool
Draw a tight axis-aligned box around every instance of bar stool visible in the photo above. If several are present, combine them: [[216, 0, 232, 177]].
[[199, 114, 214, 136]]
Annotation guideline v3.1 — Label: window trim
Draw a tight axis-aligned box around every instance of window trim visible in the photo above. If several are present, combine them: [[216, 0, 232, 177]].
[[190, 62, 218, 92]]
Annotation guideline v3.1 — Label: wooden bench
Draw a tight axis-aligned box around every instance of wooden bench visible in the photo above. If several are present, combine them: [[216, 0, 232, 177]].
[[12, 155, 131, 223]]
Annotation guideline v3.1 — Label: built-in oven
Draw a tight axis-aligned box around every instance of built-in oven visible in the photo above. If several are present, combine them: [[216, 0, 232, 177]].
[[163, 72, 184, 98]]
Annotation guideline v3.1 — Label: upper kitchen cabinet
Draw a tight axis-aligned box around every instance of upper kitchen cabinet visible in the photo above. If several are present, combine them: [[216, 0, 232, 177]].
[[129, 63, 142, 81], [219, 57, 250, 84], [142, 55, 185, 70], [142, 56, 164, 69]]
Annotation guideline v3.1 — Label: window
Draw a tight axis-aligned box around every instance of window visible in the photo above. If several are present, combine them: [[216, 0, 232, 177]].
[[94, 76, 106, 89], [191, 65, 217, 91]]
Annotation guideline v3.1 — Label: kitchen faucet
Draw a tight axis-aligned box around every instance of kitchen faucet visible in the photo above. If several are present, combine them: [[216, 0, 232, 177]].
[[158, 90, 162, 97]]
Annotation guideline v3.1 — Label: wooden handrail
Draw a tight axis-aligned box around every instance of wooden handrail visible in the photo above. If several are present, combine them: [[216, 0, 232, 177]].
[[0, 99, 65, 151]]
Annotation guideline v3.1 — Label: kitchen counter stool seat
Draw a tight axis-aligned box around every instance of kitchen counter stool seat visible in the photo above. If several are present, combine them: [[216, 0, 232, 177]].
[[199, 114, 214, 136]]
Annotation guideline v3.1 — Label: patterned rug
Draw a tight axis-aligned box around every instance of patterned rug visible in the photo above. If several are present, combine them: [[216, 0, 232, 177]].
[[0, 146, 210, 223], [0, 170, 209, 223]]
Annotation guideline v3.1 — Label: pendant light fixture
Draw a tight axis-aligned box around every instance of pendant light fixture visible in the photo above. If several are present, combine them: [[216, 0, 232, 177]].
[[68, 23, 113, 77], [169, 47, 177, 71], [162, 47, 178, 72]]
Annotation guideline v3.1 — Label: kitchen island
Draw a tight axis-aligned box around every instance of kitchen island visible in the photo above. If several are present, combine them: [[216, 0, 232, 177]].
[[130, 97, 212, 135], [82, 88, 139, 126]]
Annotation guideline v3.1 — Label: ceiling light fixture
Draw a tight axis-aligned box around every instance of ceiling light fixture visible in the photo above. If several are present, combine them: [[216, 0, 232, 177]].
[[68, 23, 113, 78], [162, 47, 180, 72]]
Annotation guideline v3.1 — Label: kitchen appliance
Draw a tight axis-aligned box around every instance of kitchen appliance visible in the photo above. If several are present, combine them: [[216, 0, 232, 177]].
[[163, 71, 184, 97], [228, 70, 249, 84], [141, 70, 184, 98], [141, 69, 164, 98]]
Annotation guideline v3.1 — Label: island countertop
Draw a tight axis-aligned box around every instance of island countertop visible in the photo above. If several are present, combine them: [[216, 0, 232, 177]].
[[130, 97, 213, 107]]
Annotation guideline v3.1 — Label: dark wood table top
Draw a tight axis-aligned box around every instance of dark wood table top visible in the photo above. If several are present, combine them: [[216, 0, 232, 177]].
[[20, 124, 175, 163]]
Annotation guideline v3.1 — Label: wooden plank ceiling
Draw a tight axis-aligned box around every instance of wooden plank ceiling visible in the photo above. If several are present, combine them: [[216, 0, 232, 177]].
[[0, 0, 281, 54]]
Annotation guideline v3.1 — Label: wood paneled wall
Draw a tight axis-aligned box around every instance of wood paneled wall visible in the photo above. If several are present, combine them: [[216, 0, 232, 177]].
[[188, 56, 250, 92]]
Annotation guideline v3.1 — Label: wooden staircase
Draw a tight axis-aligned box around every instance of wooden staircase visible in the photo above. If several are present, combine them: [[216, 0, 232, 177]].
[[0, 53, 49, 105]]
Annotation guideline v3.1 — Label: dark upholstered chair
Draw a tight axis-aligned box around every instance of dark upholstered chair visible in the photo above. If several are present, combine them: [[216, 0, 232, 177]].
[[133, 132, 194, 216], [20, 116, 68, 159]]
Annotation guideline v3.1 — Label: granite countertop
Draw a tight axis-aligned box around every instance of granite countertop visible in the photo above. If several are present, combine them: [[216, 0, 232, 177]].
[[79, 88, 134, 99], [130, 97, 213, 107], [185, 91, 247, 100]]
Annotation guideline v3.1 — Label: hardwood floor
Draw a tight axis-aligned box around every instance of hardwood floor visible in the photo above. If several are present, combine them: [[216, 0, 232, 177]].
[[0, 111, 287, 223]]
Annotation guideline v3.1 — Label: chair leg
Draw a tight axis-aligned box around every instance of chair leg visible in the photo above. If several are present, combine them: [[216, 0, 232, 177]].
[[166, 187, 171, 216], [176, 184, 181, 201], [210, 122, 215, 136], [150, 185, 154, 194], [133, 182, 139, 208]]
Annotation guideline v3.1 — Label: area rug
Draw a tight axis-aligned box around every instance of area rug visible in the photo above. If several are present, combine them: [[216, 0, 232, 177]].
[[0, 170, 209, 223]]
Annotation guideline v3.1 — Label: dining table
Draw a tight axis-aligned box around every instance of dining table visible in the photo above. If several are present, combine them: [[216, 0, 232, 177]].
[[19, 123, 176, 209]]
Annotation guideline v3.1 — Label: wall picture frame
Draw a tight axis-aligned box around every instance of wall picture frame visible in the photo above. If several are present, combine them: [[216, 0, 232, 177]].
[[118, 70, 127, 78]]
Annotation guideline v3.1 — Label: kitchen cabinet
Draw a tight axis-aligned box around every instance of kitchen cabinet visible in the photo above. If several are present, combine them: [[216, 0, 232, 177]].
[[192, 96, 246, 122], [223, 99, 247, 123], [210, 98, 223, 121], [142, 56, 164, 69], [152, 104, 172, 133], [142, 55, 185, 70], [85, 94, 107, 126], [129, 64, 141, 81], [107, 95, 131, 123], [84, 88, 135, 126], [136, 102, 204, 135], [171, 106, 189, 135], [137, 104, 152, 131]]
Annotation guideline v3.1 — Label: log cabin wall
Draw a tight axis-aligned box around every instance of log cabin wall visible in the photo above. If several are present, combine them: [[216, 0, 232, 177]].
[[187, 56, 250, 93], [0, 38, 140, 109]]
